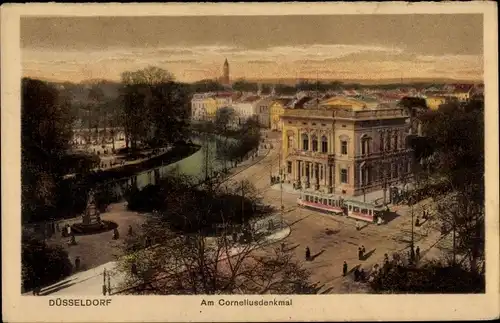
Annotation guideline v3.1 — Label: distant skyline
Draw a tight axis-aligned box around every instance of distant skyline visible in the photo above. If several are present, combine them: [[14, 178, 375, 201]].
[[21, 15, 483, 83]]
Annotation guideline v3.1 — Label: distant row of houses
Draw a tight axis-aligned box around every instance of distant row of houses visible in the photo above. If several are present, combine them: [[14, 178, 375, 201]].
[[190, 83, 484, 130]]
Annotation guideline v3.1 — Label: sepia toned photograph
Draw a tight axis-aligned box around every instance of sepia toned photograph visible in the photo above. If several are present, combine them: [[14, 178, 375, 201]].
[[2, 2, 499, 322]]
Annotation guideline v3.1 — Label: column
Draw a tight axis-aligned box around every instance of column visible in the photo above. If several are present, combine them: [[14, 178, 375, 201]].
[[307, 162, 312, 184], [323, 163, 327, 186], [359, 165, 363, 187], [316, 163, 320, 185]]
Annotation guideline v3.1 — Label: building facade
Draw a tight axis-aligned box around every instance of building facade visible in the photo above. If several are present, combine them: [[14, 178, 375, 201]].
[[255, 97, 275, 128], [232, 96, 259, 124], [281, 98, 413, 197], [425, 96, 449, 110], [270, 99, 292, 131], [191, 94, 218, 121]]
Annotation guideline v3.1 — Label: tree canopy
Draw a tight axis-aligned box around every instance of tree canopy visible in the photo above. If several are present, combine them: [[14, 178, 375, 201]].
[[22, 78, 74, 222], [120, 67, 190, 149]]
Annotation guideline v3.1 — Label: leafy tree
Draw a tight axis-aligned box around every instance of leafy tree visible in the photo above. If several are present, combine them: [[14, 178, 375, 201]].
[[22, 232, 73, 292], [120, 66, 190, 149], [274, 84, 296, 95], [405, 99, 485, 284], [22, 78, 74, 222], [370, 260, 484, 293], [214, 106, 237, 134], [189, 79, 226, 93], [232, 79, 259, 92], [87, 83, 106, 140]]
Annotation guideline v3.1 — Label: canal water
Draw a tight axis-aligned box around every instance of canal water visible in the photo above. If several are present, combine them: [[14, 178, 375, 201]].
[[109, 135, 237, 197]]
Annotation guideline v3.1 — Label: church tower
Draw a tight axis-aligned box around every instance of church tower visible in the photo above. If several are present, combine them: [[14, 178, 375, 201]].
[[222, 58, 230, 85]]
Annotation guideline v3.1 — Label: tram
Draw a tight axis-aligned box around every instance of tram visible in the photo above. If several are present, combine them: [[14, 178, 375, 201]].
[[297, 190, 386, 224], [297, 191, 345, 215], [343, 199, 385, 224]]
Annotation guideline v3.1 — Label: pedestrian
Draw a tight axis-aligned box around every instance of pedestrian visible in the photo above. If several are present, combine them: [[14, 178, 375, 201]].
[[362, 245, 366, 256], [75, 256, 81, 271], [355, 221, 361, 231], [131, 263, 138, 276], [415, 216, 420, 227], [358, 247, 363, 260], [68, 233, 77, 246], [281, 242, 286, 251], [354, 267, 360, 281], [384, 253, 389, 264], [342, 261, 348, 276], [305, 247, 311, 261], [416, 246, 421, 261], [359, 268, 366, 282]]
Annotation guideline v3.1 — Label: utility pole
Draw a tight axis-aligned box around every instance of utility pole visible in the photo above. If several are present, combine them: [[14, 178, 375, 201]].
[[410, 198, 415, 264], [241, 180, 245, 224], [382, 135, 388, 206]]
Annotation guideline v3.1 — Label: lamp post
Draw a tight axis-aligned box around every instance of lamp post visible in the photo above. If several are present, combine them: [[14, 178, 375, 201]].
[[102, 269, 107, 295]]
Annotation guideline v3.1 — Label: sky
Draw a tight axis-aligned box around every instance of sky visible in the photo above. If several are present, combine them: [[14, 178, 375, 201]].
[[21, 15, 484, 83]]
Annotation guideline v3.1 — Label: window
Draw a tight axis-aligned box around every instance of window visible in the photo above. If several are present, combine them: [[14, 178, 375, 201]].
[[385, 133, 391, 151], [322, 123, 326, 126], [378, 164, 385, 181], [341, 168, 348, 183], [287, 161, 292, 174], [303, 122, 307, 125], [341, 141, 348, 155], [394, 134, 398, 150], [379, 133, 384, 152], [312, 122, 316, 126], [312, 135, 318, 151], [391, 163, 397, 178], [287, 136, 293, 149], [302, 134, 309, 151], [353, 207, 360, 213], [288, 121, 292, 124], [321, 136, 328, 153]]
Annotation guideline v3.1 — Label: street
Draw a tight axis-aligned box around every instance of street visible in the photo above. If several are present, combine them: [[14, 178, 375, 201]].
[[225, 140, 450, 293]]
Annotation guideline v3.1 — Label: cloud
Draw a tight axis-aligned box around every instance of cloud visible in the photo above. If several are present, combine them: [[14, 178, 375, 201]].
[[246, 60, 277, 64], [21, 43, 484, 83], [333, 51, 417, 63], [160, 59, 199, 64]]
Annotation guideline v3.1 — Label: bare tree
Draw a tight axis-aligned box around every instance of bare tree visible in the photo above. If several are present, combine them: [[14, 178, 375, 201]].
[[115, 175, 307, 295], [116, 211, 309, 295]]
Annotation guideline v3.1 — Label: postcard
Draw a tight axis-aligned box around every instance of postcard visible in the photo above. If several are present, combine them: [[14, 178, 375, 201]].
[[2, 2, 499, 322]]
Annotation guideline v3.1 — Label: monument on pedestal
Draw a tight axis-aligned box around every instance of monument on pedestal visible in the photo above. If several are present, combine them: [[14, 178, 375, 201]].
[[71, 189, 117, 235], [82, 189, 101, 225]]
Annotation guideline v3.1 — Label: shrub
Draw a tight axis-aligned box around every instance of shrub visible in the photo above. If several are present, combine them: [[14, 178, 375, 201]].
[[21, 234, 73, 292]]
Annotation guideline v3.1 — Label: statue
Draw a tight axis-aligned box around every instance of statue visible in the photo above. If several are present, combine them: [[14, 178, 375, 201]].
[[82, 189, 100, 226]]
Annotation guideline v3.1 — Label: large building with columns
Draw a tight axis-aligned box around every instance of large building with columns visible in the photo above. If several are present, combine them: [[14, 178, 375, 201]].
[[281, 97, 413, 197]]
